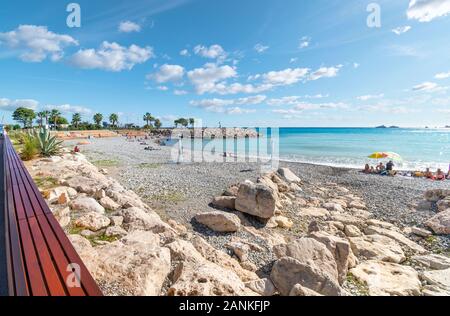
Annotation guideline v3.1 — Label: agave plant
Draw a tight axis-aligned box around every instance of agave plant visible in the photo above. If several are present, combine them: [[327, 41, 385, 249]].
[[33, 128, 63, 157]]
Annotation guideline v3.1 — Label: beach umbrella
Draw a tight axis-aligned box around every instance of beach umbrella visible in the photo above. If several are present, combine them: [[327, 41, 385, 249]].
[[368, 152, 389, 159], [385, 152, 402, 161]]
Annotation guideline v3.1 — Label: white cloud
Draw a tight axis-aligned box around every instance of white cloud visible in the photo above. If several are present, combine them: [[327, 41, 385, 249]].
[[0, 25, 78, 62], [118, 21, 141, 33], [44, 104, 92, 115], [147, 64, 185, 83], [194, 44, 227, 61], [225, 107, 256, 115], [435, 71, 450, 79], [179, 49, 190, 56], [262, 68, 309, 85], [412, 81, 447, 92], [254, 43, 269, 53], [272, 102, 348, 115], [157, 86, 169, 91], [357, 94, 385, 101], [267, 96, 301, 106], [392, 26, 412, 35], [71, 41, 153, 72], [353, 63, 360, 69], [174, 89, 188, 95], [407, 0, 450, 22], [187, 63, 237, 94], [309, 65, 342, 81], [290, 58, 298, 63], [191, 95, 266, 108], [305, 94, 329, 99], [299, 36, 311, 49], [0, 98, 39, 111]]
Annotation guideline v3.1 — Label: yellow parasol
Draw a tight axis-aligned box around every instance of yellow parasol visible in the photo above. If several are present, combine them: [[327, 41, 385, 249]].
[[368, 152, 402, 161]]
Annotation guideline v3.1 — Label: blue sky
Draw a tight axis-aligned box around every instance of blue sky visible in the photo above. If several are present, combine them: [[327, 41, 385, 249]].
[[1, 0, 450, 127]]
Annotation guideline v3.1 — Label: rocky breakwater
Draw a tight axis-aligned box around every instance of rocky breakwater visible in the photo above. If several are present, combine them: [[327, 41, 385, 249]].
[[29, 150, 262, 296], [199, 167, 450, 296]]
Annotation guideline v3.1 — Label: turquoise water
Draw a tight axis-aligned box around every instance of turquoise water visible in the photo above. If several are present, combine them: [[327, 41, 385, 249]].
[[179, 128, 450, 171]]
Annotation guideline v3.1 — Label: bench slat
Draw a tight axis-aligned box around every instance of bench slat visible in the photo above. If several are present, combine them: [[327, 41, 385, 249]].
[[5, 156, 29, 296]]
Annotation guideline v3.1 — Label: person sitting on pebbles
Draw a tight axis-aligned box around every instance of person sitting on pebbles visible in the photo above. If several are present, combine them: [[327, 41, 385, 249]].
[[436, 168, 446, 181], [386, 160, 396, 176], [363, 164, 371, 174], [376, 162, 386, 175]]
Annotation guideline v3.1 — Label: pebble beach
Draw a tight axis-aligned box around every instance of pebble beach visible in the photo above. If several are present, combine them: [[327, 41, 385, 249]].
[[70, 136, 450, 257]]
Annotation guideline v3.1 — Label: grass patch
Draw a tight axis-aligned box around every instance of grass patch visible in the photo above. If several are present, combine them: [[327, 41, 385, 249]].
[[34, 176, 59, 189], [149, 191, 186, 204], [138, 163, 161, 169], [346, 273, 370, 296], [92, 159, 120, 167]]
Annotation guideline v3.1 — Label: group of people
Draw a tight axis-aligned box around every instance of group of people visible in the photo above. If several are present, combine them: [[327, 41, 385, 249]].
[[363, 161, 396, 176], [415, 168, 450, 181], [363, 161, 450, 181]]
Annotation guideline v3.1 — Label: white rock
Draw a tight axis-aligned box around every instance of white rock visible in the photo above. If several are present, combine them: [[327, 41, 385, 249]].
[[298, 207, 330, 218], [235, 181, 277, 219], [411, 227, 432, 237], [425, 209, 450, 235], [289, 284, 323, 296], [225, 242, 249, 262], [412, 254, 450, 270], [349, 234, 406, 263], [277, 168, 301, 183], [344, 225, 362, 237], [272, 216, 293, 229], [420, 268, 450, 291], [364, 225, 427, 254], [105, 226, 128, 238], [99, 196, 121, 211], [74, 212, 111, 231], [69, 196, 105, 214], [245, 278, 276, 296], [121, 207, 174, 234], [350, 260, 421, 296], [195, 211, 241, 232], [323, 202, 345, 213], [110, 215, 124, 226]]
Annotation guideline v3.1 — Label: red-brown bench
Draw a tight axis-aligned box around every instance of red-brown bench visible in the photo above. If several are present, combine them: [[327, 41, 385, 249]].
[[2, 136, 102, 296]]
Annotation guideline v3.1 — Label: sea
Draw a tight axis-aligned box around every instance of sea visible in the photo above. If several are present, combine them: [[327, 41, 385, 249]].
[[178, 128, 450, 171]]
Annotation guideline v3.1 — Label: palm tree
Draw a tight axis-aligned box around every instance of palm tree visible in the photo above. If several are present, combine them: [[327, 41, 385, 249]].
[[50, 109, 61, 130], [37, 111, 46, 128], [93, 113, 103, 128], [42, 110, 51, 127], [174, 119, 180, 128], [143, 112, 155, 128], [154, 118, 162, 129], [109, 113, 119, 128], [72, 113, 82, 128], [189, 118, 195, 128]]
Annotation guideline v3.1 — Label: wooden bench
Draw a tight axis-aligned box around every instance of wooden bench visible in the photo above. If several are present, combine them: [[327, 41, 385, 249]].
[[2, 136, 102, 296]]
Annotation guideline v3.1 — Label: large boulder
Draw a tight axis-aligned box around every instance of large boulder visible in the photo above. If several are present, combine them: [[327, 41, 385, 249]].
[[270, 257, 343, 296], [420, 268, 450, 291], [74, 212, 111, 231], [168, 260, 258, 296], [121, 207, 174, 234], [69, 231, 171, 296], [425, 209, 450, 235], [69, 196, 105, 214], [412, 254, 450, 270], [211, 196, 236, 210], [350, 260, 421, 296], [277, 168, 301, 184], [245, 278, 277, 296], [271, 238, 342, 295], [309, 231, 355, 284], [63, 176, 103, 195], [364, 225, 426, 254], [194, 211, 241, 232], [235, 181, 277, 219], [99, 196, 121, 211], [349, 234, 406, 264], [437, 198, 450, 212]]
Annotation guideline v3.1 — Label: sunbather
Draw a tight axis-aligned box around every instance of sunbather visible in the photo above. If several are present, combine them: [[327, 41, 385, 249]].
[[376, 162, 386, 175], [425, 168, 434, 179], [436, 169, 446, 181], [363, 164, 371, 174]]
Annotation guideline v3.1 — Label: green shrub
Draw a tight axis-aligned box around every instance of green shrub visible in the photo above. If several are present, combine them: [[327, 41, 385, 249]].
[[33, 128, 63, 157], [21, 133, 39, 161]]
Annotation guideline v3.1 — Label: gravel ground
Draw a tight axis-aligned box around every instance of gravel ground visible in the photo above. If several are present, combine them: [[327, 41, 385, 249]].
[[67, 136, 450, 257]]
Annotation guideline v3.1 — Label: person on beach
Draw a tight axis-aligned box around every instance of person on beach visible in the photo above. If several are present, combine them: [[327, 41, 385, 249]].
[[386, 160, 396, 176], [425, 168, 434, 179], [363, 164, 371, 174], [436, 169, 446, 181], [376, 162, 385, 174]]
